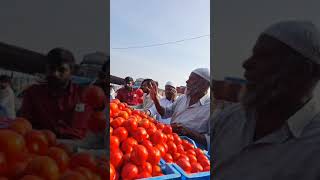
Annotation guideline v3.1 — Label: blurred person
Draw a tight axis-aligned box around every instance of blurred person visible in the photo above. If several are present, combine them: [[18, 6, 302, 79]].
[[93, 71, 108, 95], [213, 21, 320, 179], [141, 79, 161, 110], [149, 68, 210, 148], [148, 81, 177, 124], [0, 75, 15, 119], [116, 76, 140, 105], [20, 48, 97, 139]]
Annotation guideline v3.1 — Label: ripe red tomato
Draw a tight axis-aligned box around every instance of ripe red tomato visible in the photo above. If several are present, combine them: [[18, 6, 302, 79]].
[[186, 149, 197, 157], [136, 171, 152, 179], [146, 124, 157, 136], [172, 152, 181, 161], [113, 127, 128, 142], [47, 147, 70, 172], [132, 110, 140, 116], [110, 103, 118, 112], [69, 152, 97, 172], [24, 156, 60, 180], [203, 165, 210, 171], [60, 171, 87, 180], [199, 158, 210, 168], [147, 147, 161, 165], [166, 134, 174, 142], [139, 119, 150, 129], [182, 141, 194, 151], [167, 141, 177, 154], [110, 136, 120, 151], [150, 130, 165, 145], [121, 163, 138, 180], [152, 165, 162, 176], [25, 130, 49, 155], [188, 154, 198, 164], [173, 134, 182, 145], [121, 137, 138, 154], [118, 111, 129, 120], [41, 130, 57, 146], [74, 166, 94, 180], [191, 162, 203, 173], [195, 148, 204, 157], [163, 125, 172, 134], [138, 162, 152, 174], [179, 154, 190, 162], [130, 145, 148, 165], [155, 144, 166, 157], [163, 153, 173, 163], [123, 108, 132, 116], [118, 103, 126, 110], [162, 143, 168, 153], [110, 163, 116, 180], [9, 118, 32, 136], [122, 118, 138, 134], [110, 117, 125, 129], [177, 158, 192, 173], [133, 127, 148, 143], [176, 144, 185, 153], [0, 130, 25, 156], [110, 149, 123, 169], [141, 140, 153, 151], [156, 123, 165, 130]]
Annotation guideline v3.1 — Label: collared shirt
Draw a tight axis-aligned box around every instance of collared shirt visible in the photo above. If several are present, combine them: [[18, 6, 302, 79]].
[[0, 86, 15, 119], [20, 82, 93, 139], [163, 94, 210, 134], [212, 98, 320, 180], [115, 87, 140, 105], [149, 97, 175, 124]]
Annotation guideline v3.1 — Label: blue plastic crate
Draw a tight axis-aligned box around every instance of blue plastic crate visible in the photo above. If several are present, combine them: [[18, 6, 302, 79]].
[[180, 136, 197, 148], [137, 163, 181, 180], [172, 163, 210, 180]]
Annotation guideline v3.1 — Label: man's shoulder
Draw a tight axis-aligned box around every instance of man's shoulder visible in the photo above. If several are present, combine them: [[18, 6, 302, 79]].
[[24, 83, 47, 94], [213, 103, 245, 127]]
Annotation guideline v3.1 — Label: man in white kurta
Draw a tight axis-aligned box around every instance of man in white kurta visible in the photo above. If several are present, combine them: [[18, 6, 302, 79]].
[[148, 68, 210, 149], [212, 21, 320, 179]]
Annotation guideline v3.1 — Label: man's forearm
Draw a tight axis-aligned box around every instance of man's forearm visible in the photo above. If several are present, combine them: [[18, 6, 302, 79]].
[[154, 98, 165, 116], [187, 131, 207, 148]]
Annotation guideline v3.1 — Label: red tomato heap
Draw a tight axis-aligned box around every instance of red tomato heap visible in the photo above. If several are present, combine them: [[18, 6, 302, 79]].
[[110, 99, 210, 179], [0, 117, 107, 179]]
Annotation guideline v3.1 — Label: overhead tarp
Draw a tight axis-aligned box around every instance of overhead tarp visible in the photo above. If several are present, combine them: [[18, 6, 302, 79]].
[[0, 42, 47, 74]]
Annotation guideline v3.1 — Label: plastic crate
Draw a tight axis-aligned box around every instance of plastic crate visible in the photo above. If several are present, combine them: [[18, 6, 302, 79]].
[[172, 163, 210, 180], [137, 163, 181, 180], [180, 136, 197, 148]]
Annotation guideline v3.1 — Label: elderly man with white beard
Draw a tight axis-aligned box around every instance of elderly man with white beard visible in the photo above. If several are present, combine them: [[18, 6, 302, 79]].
[[212, 21, 320, 180], [148, 68, 211, 150]]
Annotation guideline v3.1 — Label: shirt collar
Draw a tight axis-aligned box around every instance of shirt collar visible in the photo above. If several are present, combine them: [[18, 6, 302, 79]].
[[251, 97, 320, 144], [286, 98, 320, 138]]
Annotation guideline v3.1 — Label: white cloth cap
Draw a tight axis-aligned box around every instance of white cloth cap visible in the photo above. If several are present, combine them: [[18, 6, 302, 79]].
[[192, 68, 210, 82], [165, 81, 175, 88], [263, 20, 320, 64]]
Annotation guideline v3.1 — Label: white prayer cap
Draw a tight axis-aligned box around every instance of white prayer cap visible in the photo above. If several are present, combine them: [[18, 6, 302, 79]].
[[263, 20, 320, 64], [192, 68, 210, 82], [165, 81, 175, 88]]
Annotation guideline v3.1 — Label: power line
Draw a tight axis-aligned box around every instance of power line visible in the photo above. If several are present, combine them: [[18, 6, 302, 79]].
[[111, 34, 210, 50]]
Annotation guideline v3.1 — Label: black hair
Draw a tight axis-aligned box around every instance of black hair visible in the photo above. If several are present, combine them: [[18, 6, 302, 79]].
[[124, 76, 134, 83], [0, 75, 11, 83], [141, 79, 153, 85], [47, 48, 75, 67]]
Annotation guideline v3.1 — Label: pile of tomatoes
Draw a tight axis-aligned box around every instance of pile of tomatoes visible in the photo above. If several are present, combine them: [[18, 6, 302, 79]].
[[0, 118, 107, 180], [110, 99, 210, 180]]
